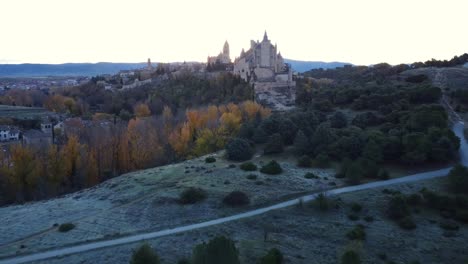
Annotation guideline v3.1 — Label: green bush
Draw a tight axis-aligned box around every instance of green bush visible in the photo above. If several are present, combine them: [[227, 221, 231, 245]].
[[179, 187, 207, 204], [398, 216, 416, 230], [347, 214, 359, 221], [387, 195, 410, 220], [58, 223, 75, 232], [226, 138, 254, 161], [247, 174, 258, 180], [378, 168, 390, 180], [177, 259, 190, 264], [264, 133, 284, 154], [341, 249, 361, 264], [223, 191, 250, 207], [304, 172, 319, 179], [297, 155, 312, 168], [455, 209, 468, 223], [364, 215, 374, 222], [314, 193, 329, 211], [346, 225, 366, 240], [407, 193, 423, 206], [448, 164, 468, 194], [439, 220, 459, 230], [260, 160, 283, 175], [205, 156, 216, 163], [192, 236, 240, 264], [351, 203, 362, 213], [314, 154, 330, 168], [131, 243, 160, 264], [258, 248, 283, 264], [240, 162, 257, 171]]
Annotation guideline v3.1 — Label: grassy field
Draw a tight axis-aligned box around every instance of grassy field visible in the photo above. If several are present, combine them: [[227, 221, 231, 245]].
[[0, 104, 51, 119]]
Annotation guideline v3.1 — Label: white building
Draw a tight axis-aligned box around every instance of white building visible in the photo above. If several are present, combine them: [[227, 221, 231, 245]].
[[0, 126, 20, 142]]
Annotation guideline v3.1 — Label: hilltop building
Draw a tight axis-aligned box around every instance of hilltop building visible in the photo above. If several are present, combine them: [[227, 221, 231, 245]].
[[233, 31, 296, 111], [207, 41, 231, 65]]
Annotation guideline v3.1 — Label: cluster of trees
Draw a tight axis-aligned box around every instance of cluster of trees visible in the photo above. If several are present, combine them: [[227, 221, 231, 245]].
[[235, 83, 458, 184], [130, 237, 283, 264], [0, 101, 269, 204]]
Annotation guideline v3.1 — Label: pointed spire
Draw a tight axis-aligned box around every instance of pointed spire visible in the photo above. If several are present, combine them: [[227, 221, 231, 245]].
[[263, 30, 268, 41]]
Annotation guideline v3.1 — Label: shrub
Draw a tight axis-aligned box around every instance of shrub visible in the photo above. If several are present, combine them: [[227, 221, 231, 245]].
[[177, 259, 190, 264], [314, 193, 329, 211], [58, 223, 75, 232], [364, 215, 374, 222], [264, 133, 284, 154], [179, 187, 207, 204], [314, 154, 330, 168], [205, 156, 216, 163], [226, 138, 254, 161], [240, 162, 257, 171], [407, 193, 423, 206], [341, 249, 361, 264], [387, 195, 410, 220], [130, 243, 160, 264], [448, 164, 468, 194], [260, 160, 283, 175], [398, 216, 416, 230], [297, 155, 312, 168], [347, 214, 359, 221], [439, 220, 459, 230], [223, 191, 250, 207], [455, 209, 468, 223], [304, 172, 319, 179], [246, 174, 258, 180], [378, 168, 390, 180], [346, 226, 366, 240], [259, 248, 283, 264], [346, 162, 362, 185], [351, 203, 362, 213], [192, 236, 240, 264]]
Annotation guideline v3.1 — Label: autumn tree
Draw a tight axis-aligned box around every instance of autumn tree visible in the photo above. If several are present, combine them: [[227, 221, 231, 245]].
[[8, 145, 40, 201], [46, 145, 66, 194], [63, 135, 81, 188], [134, 103, 151, 118]]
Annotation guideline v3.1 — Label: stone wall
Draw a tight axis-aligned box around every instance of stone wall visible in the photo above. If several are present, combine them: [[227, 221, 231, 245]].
[[254, 81, 296, 111]]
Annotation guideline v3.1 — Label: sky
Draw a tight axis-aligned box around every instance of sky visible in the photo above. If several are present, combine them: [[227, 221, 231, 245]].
[[0, 0, 467, 65]]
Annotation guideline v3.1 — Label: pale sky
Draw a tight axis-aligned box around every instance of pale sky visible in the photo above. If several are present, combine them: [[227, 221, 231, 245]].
[[0, 0, 467, 65]]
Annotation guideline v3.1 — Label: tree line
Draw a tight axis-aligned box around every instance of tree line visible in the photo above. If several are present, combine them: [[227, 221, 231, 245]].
[[0, 101, 270, 205]]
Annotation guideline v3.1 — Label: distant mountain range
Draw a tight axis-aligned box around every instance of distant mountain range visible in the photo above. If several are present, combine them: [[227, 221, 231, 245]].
[[0, 60, 351, 77], [284, 59, 351, 73], [0, 63, 147, 77]]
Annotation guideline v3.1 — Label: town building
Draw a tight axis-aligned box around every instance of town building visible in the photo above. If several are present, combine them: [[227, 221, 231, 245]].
[[0, 126, 20, 142], [207, 41, 231, 65]]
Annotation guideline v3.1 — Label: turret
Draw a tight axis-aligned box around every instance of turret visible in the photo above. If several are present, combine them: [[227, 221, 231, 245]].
[[263, 30, 269, 42], [223, 40, 230, 56]]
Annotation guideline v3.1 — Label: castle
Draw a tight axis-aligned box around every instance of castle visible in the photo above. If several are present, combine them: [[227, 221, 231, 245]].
[[233, 32, 296, 110]]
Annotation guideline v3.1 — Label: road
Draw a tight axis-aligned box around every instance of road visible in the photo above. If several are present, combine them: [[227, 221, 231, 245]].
[[1, 121, 466, 264]]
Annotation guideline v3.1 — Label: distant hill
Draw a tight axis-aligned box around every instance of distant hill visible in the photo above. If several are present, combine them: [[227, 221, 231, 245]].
[[0, 63, 148, 77], [284, 59, 351, 73]]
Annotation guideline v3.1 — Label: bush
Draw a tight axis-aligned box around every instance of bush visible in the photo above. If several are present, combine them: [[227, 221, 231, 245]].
[[351, 203, 362, 213], [223, 191, 250, 207], [341, 249, 361, 264], [346, 162, 362, 185], [346, 225, 366, 240], [304, 172, 319, 179], [179, 187, 207, 204], [398, 216, 416, 230], [247, 174, 258, 180], [364, 215, 374, 222], [314, 193, 329, 211], [297, 155, 312, 168], [240, 162, 257, 171], [205, 156, 216, 163], [264, 133, 284, 154], [314, 154, 330, 168], [58, 223, 75, 232], [177, 259, 190, 264], [258, 248, 283, 264], [387, 195, 410, 220], [439, 220, 459, 230], [192, 236, 240, 264], [347, 214, 359, 221], [448, 164, 468, 194], [455, 209, 468, 223], [407, 193, 423, 206], [226, 138, 254, 161], [131, 243, 160, 264], [260, 160, 283, 175], [378, 168, 390, 180]]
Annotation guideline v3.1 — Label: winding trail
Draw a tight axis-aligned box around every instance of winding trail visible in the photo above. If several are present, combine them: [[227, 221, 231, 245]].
[[1, 121, 466, 264]]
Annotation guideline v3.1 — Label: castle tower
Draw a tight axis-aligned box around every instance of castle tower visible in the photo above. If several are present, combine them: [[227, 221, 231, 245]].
[[223, 41, 230, 57], [147, 58, 153, 70]]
